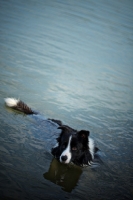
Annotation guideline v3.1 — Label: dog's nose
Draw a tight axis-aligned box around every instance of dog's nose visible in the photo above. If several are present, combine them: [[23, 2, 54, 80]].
[[61, 155, 67, 162]]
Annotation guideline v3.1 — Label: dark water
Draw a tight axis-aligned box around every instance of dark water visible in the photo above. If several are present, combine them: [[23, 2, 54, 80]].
[[0, 0, 133, 199]]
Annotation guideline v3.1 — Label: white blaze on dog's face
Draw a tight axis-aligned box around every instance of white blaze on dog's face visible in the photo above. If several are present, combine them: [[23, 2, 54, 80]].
[[60, 135, 72, 164]]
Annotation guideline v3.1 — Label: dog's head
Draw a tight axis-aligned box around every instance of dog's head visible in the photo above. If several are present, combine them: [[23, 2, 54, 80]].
[[51, 125, 95, 166]]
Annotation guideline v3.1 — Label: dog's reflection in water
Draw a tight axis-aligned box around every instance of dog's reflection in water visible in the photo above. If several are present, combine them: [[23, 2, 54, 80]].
[[43, 158, 82, 193]]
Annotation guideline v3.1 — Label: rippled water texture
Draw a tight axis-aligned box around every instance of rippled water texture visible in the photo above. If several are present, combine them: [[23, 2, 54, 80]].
[[0, 0, 133, 199]]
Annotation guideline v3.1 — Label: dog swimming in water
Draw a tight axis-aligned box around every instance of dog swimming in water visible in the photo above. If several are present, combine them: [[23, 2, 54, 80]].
[[5, 97, 99, 167]]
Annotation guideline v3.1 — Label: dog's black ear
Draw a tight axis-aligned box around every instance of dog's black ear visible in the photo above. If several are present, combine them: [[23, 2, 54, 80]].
[[77, 130, 90, 139], [77, 130, 89, 148], [57, 126, 71, 143]]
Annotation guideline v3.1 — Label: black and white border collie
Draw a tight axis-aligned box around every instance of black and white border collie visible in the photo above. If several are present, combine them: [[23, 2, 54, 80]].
[[4, 98, 99, 167]]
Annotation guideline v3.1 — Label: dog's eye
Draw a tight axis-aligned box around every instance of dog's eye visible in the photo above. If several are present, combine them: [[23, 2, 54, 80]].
[[72, 147, 77, 151]]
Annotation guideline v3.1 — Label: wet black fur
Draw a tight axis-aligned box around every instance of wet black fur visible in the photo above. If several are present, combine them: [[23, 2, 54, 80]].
[[51, 125, 98, 166], [12, 100, 35, 114]]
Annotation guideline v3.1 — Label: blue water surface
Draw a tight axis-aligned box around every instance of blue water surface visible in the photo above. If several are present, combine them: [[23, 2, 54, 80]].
[[0, 0, 133, 199]]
